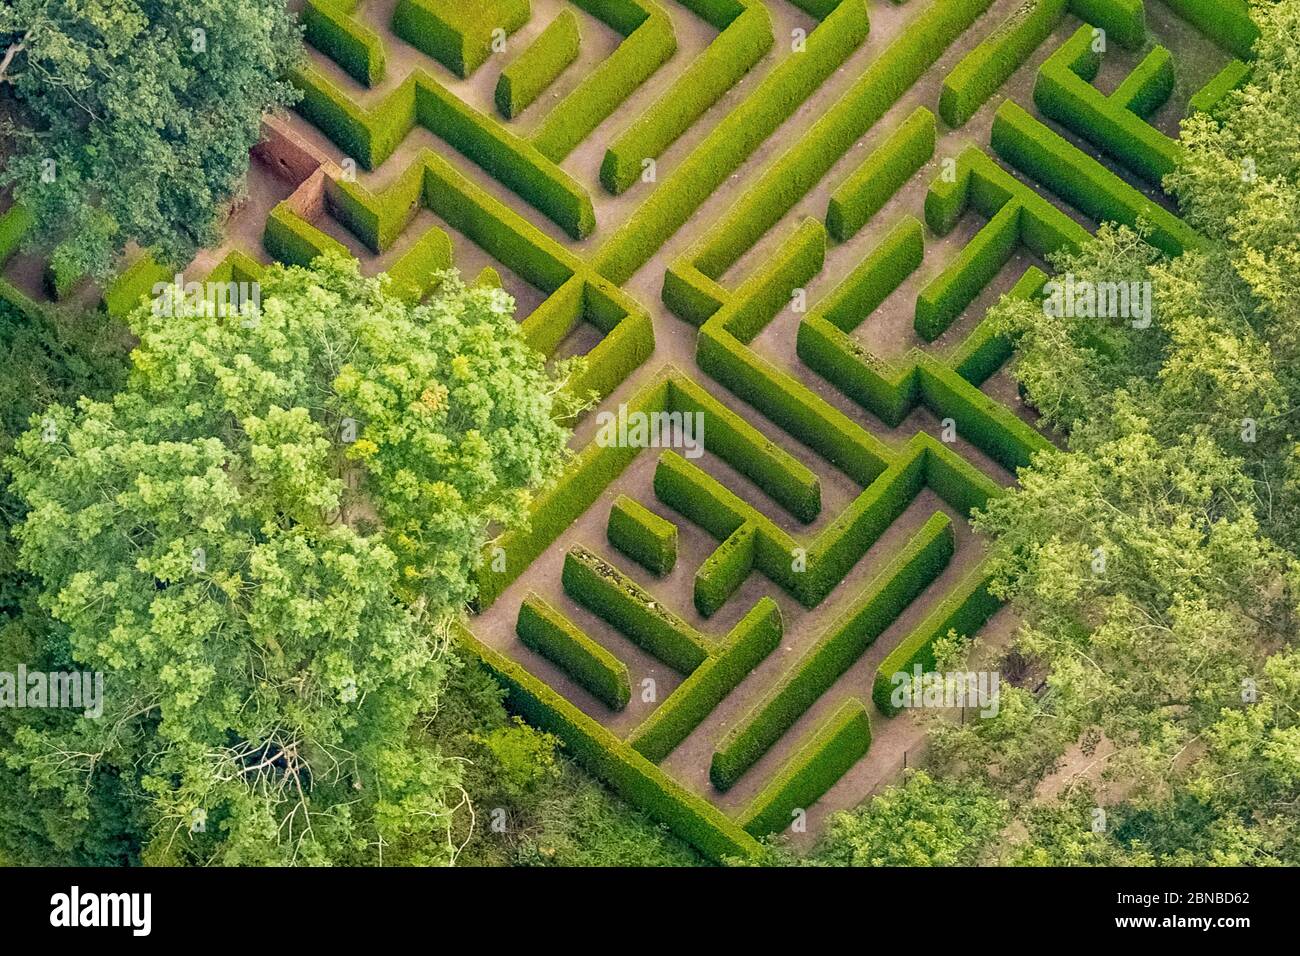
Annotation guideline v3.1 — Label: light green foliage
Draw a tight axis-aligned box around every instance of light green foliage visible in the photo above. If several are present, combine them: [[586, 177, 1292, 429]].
[[808, 771, 1008, 866], [2, 255, 574, 864], [0, 0, 303, 279]]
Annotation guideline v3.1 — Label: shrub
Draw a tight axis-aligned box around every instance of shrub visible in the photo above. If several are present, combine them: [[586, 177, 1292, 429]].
[[738, 700, 871, 836], [828, 109, 935, 241], [915, 200, 1021, 342], [533, 3, 677, 163], [711, 513, 954, 790], [918, 358, 1051, 473], [263, 202, 350, 267], [990, 100, 1202, 256], [518, 593, 632, 709], [303, 0, 386, 87], [102, 252, 171, 319], [387, 226, 454, 302], [415, 79, 597, 240], [393, 0, 530, 78], [1033, 27, 1181, 186], [495, 9, 581, 119], [1160, 0, 1257, 59], [1188, 58, 1250, 114], [456, 624, 761, 861], [608, 495, 678, 576], [695, 524, 757, 617], [873, 566, 1002, 715], [562, 546, 712, 673], [940, 0, 1068, 128], [629, 597, 782, 762], [601, 1, 773, 193]]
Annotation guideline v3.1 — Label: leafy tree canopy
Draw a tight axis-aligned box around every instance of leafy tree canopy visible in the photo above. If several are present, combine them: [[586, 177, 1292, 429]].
[[2, 255, 576, 864], [0, 0, 302, 280]]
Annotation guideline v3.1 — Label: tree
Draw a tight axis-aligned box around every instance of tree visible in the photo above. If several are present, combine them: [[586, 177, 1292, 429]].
[[806, 771, 1008, 867], [0, 0, 302, 281], [2, 254, 578, 865]]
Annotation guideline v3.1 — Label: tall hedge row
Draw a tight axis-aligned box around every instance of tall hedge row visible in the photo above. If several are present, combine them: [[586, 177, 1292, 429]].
[[518, 593, 632, 709], [710, 513, 954, 790], [738, 700, 871, 836], [495, 9, 581, 119]]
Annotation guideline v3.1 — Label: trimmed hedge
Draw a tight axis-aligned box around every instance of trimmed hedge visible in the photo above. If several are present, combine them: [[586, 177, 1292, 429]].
[[456, 624, 761, 861], [668, 374, 822, 523], [608, 495, 678, 576], [873, 565, 1001, 715], [1189, 58, 1249, 114], [949, 264, 1046, 385], [103, 252, 172, 319], [393, 0, 530, 78], [915, 199, 1021, 342], [940, 0, 1068, 128], [263, 202, 350, 267], [918, 357, 1051, 474], [693, 0, 995, 281], [737, 699, 871, 836], [1066, 0, 1145, 49], [303, 0, 386, 87], [0, 204, 32, 265], [591, 0, 869, 284], [694, 523, 757, 618], [1034, 26, 1181, 187], [601, 0, 773, 194], [475, 373, 671, 608], [710, 512, 954, 790], [629, 597, 782, 762], [291, 64, 416, 169], [1161, 0, 1257, 59], [827, 108, 935, 241], [415, 79, 597, 240], [819, 215, 925, 334], [518, 593, 631, 709], [387, 225, 454, 302], [533, 2, 677, 163], [495, 9, 580, 119], [562, 546, 712, 673], [990, 100, 1202, 256]]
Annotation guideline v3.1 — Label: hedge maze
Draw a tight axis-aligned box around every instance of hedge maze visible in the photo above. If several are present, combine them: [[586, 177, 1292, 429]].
[[0, 0, 1258, 861]]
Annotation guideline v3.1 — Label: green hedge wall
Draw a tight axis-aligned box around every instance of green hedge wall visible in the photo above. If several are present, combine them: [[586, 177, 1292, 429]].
[[518, 593, 632, 709], [601, 1, 773, 193], [940, 0, 1068, 128], [533, 2, 677, 163], [827, 108, 936, 241], [1034, 27, 1181, 187], [990, 100, 1202, 256], [918, 358, 1051, 474], [495, 9, 580, 119], [592, 0, 869, 284], [387, 225, 454, 302], [303, 0, 387, 87], [738, 699, 871, 836], [1188, 58, 1250, 114], [694, 0, 995, 281], [710, 513, 954, 790], [457, 624, 761, 861], [415, 79, 597, 240], [873, 565, 1002, 715], [915, 199, 1021, 342], [629, 597, 782, 762], [608, 494, 678, 576], [263, 203, 350, 267], [291, 65, 416, 169], [393, 0, 530, 78], [1161, 0, 1257, 59], [562, 546, 712, 672]]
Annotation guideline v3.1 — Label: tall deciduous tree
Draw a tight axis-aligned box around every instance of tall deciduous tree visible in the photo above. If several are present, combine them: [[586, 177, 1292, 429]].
[[2, 255, 578, 864], [0, 0, 302, 280]]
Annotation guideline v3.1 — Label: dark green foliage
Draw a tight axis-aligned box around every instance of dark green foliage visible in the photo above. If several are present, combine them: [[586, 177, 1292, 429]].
[[608, 495, 677, 576], [518, 594, 631, 710]]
